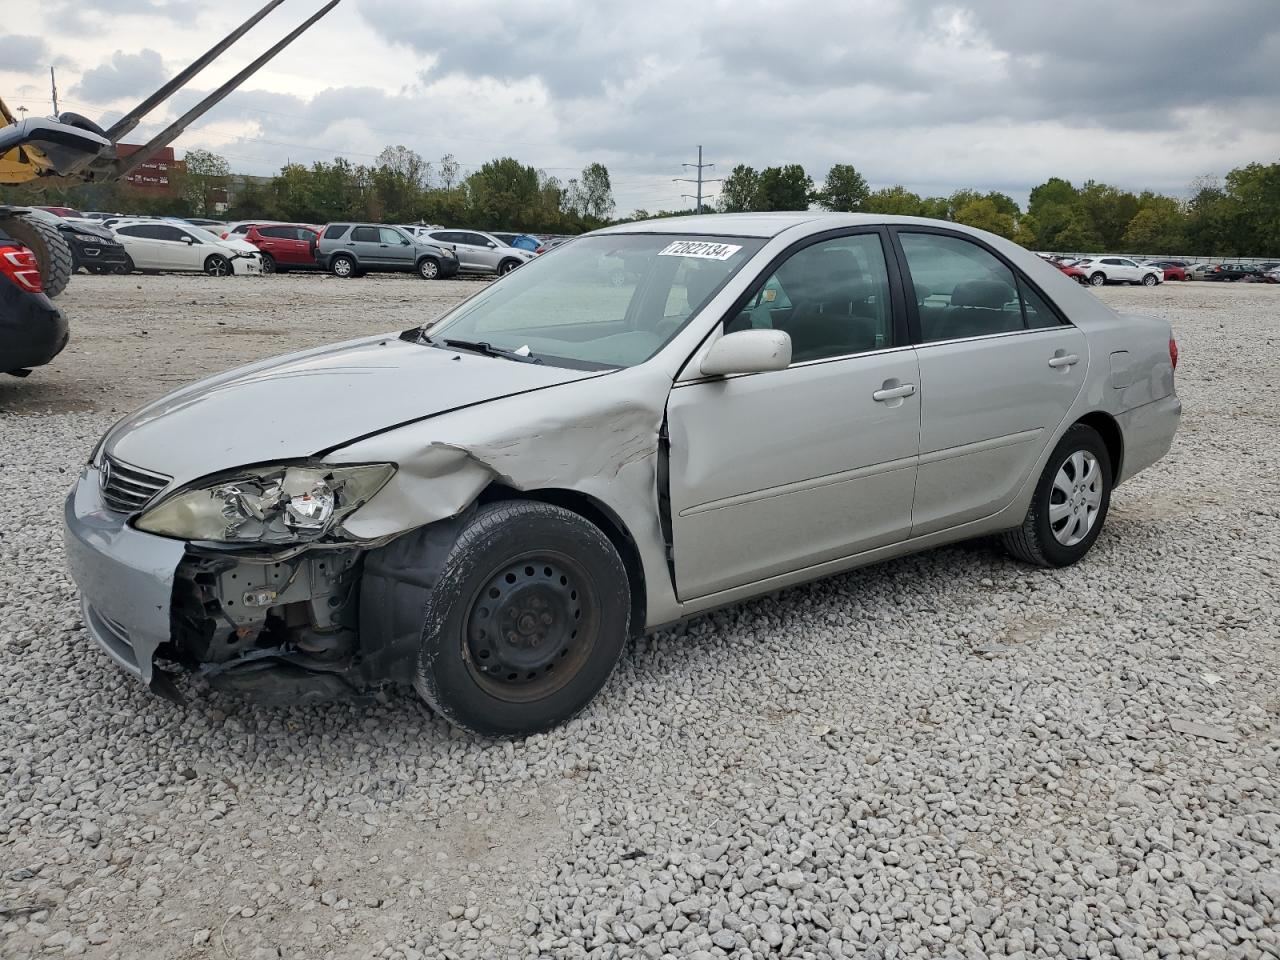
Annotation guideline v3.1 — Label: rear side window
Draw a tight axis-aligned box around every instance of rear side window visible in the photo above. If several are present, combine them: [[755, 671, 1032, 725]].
[[900, 232, 1026, 343], [323, 224, 349, 240], [1017, 279, 1064, 329], [351, 226, 378, 242], [258, 226, 291, 239]]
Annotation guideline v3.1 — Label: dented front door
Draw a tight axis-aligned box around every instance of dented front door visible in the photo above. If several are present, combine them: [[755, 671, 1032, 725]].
[[664, 350, 921, 601]]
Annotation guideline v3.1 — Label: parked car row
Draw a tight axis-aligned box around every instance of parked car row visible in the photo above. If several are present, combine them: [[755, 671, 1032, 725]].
[[1042, 253, 1280, 285]]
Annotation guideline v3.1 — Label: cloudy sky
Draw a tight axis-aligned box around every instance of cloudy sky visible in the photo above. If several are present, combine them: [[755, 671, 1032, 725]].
[[5, 0, 1279, 213]]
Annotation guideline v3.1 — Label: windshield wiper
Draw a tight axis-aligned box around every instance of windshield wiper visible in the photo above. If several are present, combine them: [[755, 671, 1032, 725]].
[[439, 338, 542, 363]]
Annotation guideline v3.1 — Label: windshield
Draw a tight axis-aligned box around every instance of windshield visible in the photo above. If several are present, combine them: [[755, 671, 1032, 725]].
[[426, 234, 763, 368]]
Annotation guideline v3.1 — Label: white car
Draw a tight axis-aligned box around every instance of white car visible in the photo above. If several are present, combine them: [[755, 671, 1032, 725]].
[[1074, 256, 1162, 287], [422, 228, 537, 276], [110, 220, 262, 276]]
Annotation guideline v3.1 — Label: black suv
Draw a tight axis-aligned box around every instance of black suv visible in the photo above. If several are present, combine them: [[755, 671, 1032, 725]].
[[315, 223, 460, 280]]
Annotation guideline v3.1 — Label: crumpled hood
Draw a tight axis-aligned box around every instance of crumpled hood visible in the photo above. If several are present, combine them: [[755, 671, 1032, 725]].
[[104, 334, 599, 487]]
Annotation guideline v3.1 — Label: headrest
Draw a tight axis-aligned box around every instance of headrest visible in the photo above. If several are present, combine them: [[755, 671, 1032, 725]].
[[684, 265, 719, 309], [951, 279, 1013, 309]]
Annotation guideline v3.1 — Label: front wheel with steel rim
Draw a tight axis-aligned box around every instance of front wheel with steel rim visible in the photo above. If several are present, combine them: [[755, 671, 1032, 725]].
[[414, 501, 631, 736], [1003, 424, 1112, 568], [204, 254, 231, 277], [418, 257, 440, 280]]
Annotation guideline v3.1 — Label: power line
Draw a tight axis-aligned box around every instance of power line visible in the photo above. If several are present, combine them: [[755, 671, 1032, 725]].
[[674, 145, 721, 214]]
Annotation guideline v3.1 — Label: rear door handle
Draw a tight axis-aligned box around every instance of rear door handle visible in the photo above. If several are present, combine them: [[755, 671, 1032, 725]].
[[1048, 354, 1079, 368], [872, 383, 917, 402]]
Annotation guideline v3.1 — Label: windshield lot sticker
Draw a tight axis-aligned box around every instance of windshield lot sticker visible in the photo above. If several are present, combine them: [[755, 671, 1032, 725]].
[[658, 241, 743, 260]]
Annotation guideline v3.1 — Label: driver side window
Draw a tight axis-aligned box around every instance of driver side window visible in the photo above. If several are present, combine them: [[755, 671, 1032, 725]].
[[728, 233, 894, 363]]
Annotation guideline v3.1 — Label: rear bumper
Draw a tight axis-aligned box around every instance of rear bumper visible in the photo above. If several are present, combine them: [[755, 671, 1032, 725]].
[[63, 466, 186, 688], [1117, 393, 1181, 484], [1, 283, 69, 371]]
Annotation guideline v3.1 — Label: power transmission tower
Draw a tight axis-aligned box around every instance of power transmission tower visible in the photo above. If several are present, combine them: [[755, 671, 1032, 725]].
[[674, 145, 721, 214]]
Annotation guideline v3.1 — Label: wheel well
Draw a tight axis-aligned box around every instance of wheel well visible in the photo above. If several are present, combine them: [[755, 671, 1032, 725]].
[[1074, 412, 1123, 479], [479, 485, 647, 637]]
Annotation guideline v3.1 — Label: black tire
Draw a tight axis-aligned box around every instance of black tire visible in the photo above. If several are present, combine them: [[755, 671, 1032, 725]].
[[331, 254, 356, 278], [418, 257, 441, 280], [1002, 424, 1113, 568], [414, 501, 631, 737], [260, 253, 277, 275], [113, 255, 134, 275], [204, 254, 231, 277], [0, 214, 73, 297], [1142, 274, 1158, 286], [1088, 272, 1105, 287], [497, 258, 521, 276]]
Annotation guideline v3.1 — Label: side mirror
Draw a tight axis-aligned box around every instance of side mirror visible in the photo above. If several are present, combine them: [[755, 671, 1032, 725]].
[[486, 241, 496, 248], [182, 236, 195, 244], [700, 329, 792, 377]]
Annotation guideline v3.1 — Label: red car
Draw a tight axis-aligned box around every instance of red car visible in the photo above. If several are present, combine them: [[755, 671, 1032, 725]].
[[241, 223, 322, 273], [1054, 259, 1088, 284], [1144, 261, 1188, 281]]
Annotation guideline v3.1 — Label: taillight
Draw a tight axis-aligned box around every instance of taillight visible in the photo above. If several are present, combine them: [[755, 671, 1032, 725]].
[[0, 246, 43, 293], [1169, 337, 1179, 370]]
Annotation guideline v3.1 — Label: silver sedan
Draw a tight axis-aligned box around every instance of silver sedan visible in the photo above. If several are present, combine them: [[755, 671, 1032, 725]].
[[64, 213, 1181, 735]]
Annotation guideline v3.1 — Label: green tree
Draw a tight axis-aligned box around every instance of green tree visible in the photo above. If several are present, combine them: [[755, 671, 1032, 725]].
[[577, 162, 615, 220], [466, 157, 541, 229], [182, 148, 230, 216], [755, 164, 813, 210], [815, 163, 869, 212], [719, 164, 760, 212], [863, 185, 923, 216], [1076, 180, 1139, 249], [953, 197, 1017, 239], [1223, 161, 1280, 254], [1055, 209, 1105, 252]]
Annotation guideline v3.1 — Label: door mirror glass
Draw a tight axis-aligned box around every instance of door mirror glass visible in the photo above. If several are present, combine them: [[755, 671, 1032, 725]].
[[700, 329, 792, 377]]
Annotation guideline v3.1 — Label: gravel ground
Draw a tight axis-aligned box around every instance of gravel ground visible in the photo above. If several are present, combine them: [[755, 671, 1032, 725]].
[[1, 275, 1278, 960]]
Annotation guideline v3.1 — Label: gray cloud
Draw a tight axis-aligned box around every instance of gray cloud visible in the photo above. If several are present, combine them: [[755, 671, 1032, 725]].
[[0, 35, 52, 73], [41, 0, 200, 35], [73, 49, 168, 104]]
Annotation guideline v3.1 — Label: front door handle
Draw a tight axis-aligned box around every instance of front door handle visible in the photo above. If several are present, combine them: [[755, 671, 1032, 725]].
[[872, 382, 917, 402], [1048, 354, 1079, 368]]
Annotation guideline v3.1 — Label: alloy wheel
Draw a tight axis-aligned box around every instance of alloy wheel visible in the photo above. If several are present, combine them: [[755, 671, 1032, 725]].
[[1049, 450, 1103, 547]]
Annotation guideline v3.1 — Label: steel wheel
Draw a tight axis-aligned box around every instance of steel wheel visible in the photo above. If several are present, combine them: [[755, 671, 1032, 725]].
[[332, 255, 354, 278], [418, 258, 440, 280], [464, 552, 597, 703], [1049, 450, 1103, 547]]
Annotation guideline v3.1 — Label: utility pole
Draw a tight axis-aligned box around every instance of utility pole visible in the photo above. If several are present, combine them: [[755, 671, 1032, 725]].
[[50, 67, 59, 115], [674, 145, 721, 213]]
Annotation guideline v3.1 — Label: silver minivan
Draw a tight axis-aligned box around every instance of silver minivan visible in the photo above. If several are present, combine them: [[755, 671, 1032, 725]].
[[424, 229, 535, 276]]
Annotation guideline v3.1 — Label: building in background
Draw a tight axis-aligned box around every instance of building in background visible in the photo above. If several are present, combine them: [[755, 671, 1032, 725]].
[[115, 144, 184, 197]]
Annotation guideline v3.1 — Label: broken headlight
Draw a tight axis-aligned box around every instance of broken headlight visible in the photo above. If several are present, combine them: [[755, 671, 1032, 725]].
[[135, 463, 394, 544]]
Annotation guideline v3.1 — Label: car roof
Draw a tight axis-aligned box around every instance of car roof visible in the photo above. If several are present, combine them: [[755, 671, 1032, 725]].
[[595, 211, 1021, 239]]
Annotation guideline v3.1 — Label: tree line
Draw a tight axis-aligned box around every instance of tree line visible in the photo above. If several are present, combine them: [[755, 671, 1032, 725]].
[[6, 141, 1276, 255], [3, 145, 619, 235], [703, 159, 1280, 256]]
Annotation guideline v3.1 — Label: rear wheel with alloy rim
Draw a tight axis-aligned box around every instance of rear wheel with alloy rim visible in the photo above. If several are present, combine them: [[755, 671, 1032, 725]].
[[1003, 424, 1112, 568], [414, 501, 630, 736], [260, 253, 276, 274], [204, 254, 231, 277]]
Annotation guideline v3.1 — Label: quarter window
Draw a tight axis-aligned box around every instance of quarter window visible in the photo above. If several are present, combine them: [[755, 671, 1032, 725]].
[[728, 233, 894, 362], [1017, 279, 1064, 329], [900, 232, 1031, 343]]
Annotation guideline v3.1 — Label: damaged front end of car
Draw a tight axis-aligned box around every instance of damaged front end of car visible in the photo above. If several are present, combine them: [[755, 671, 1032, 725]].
[[131, 461, 414, 705]]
